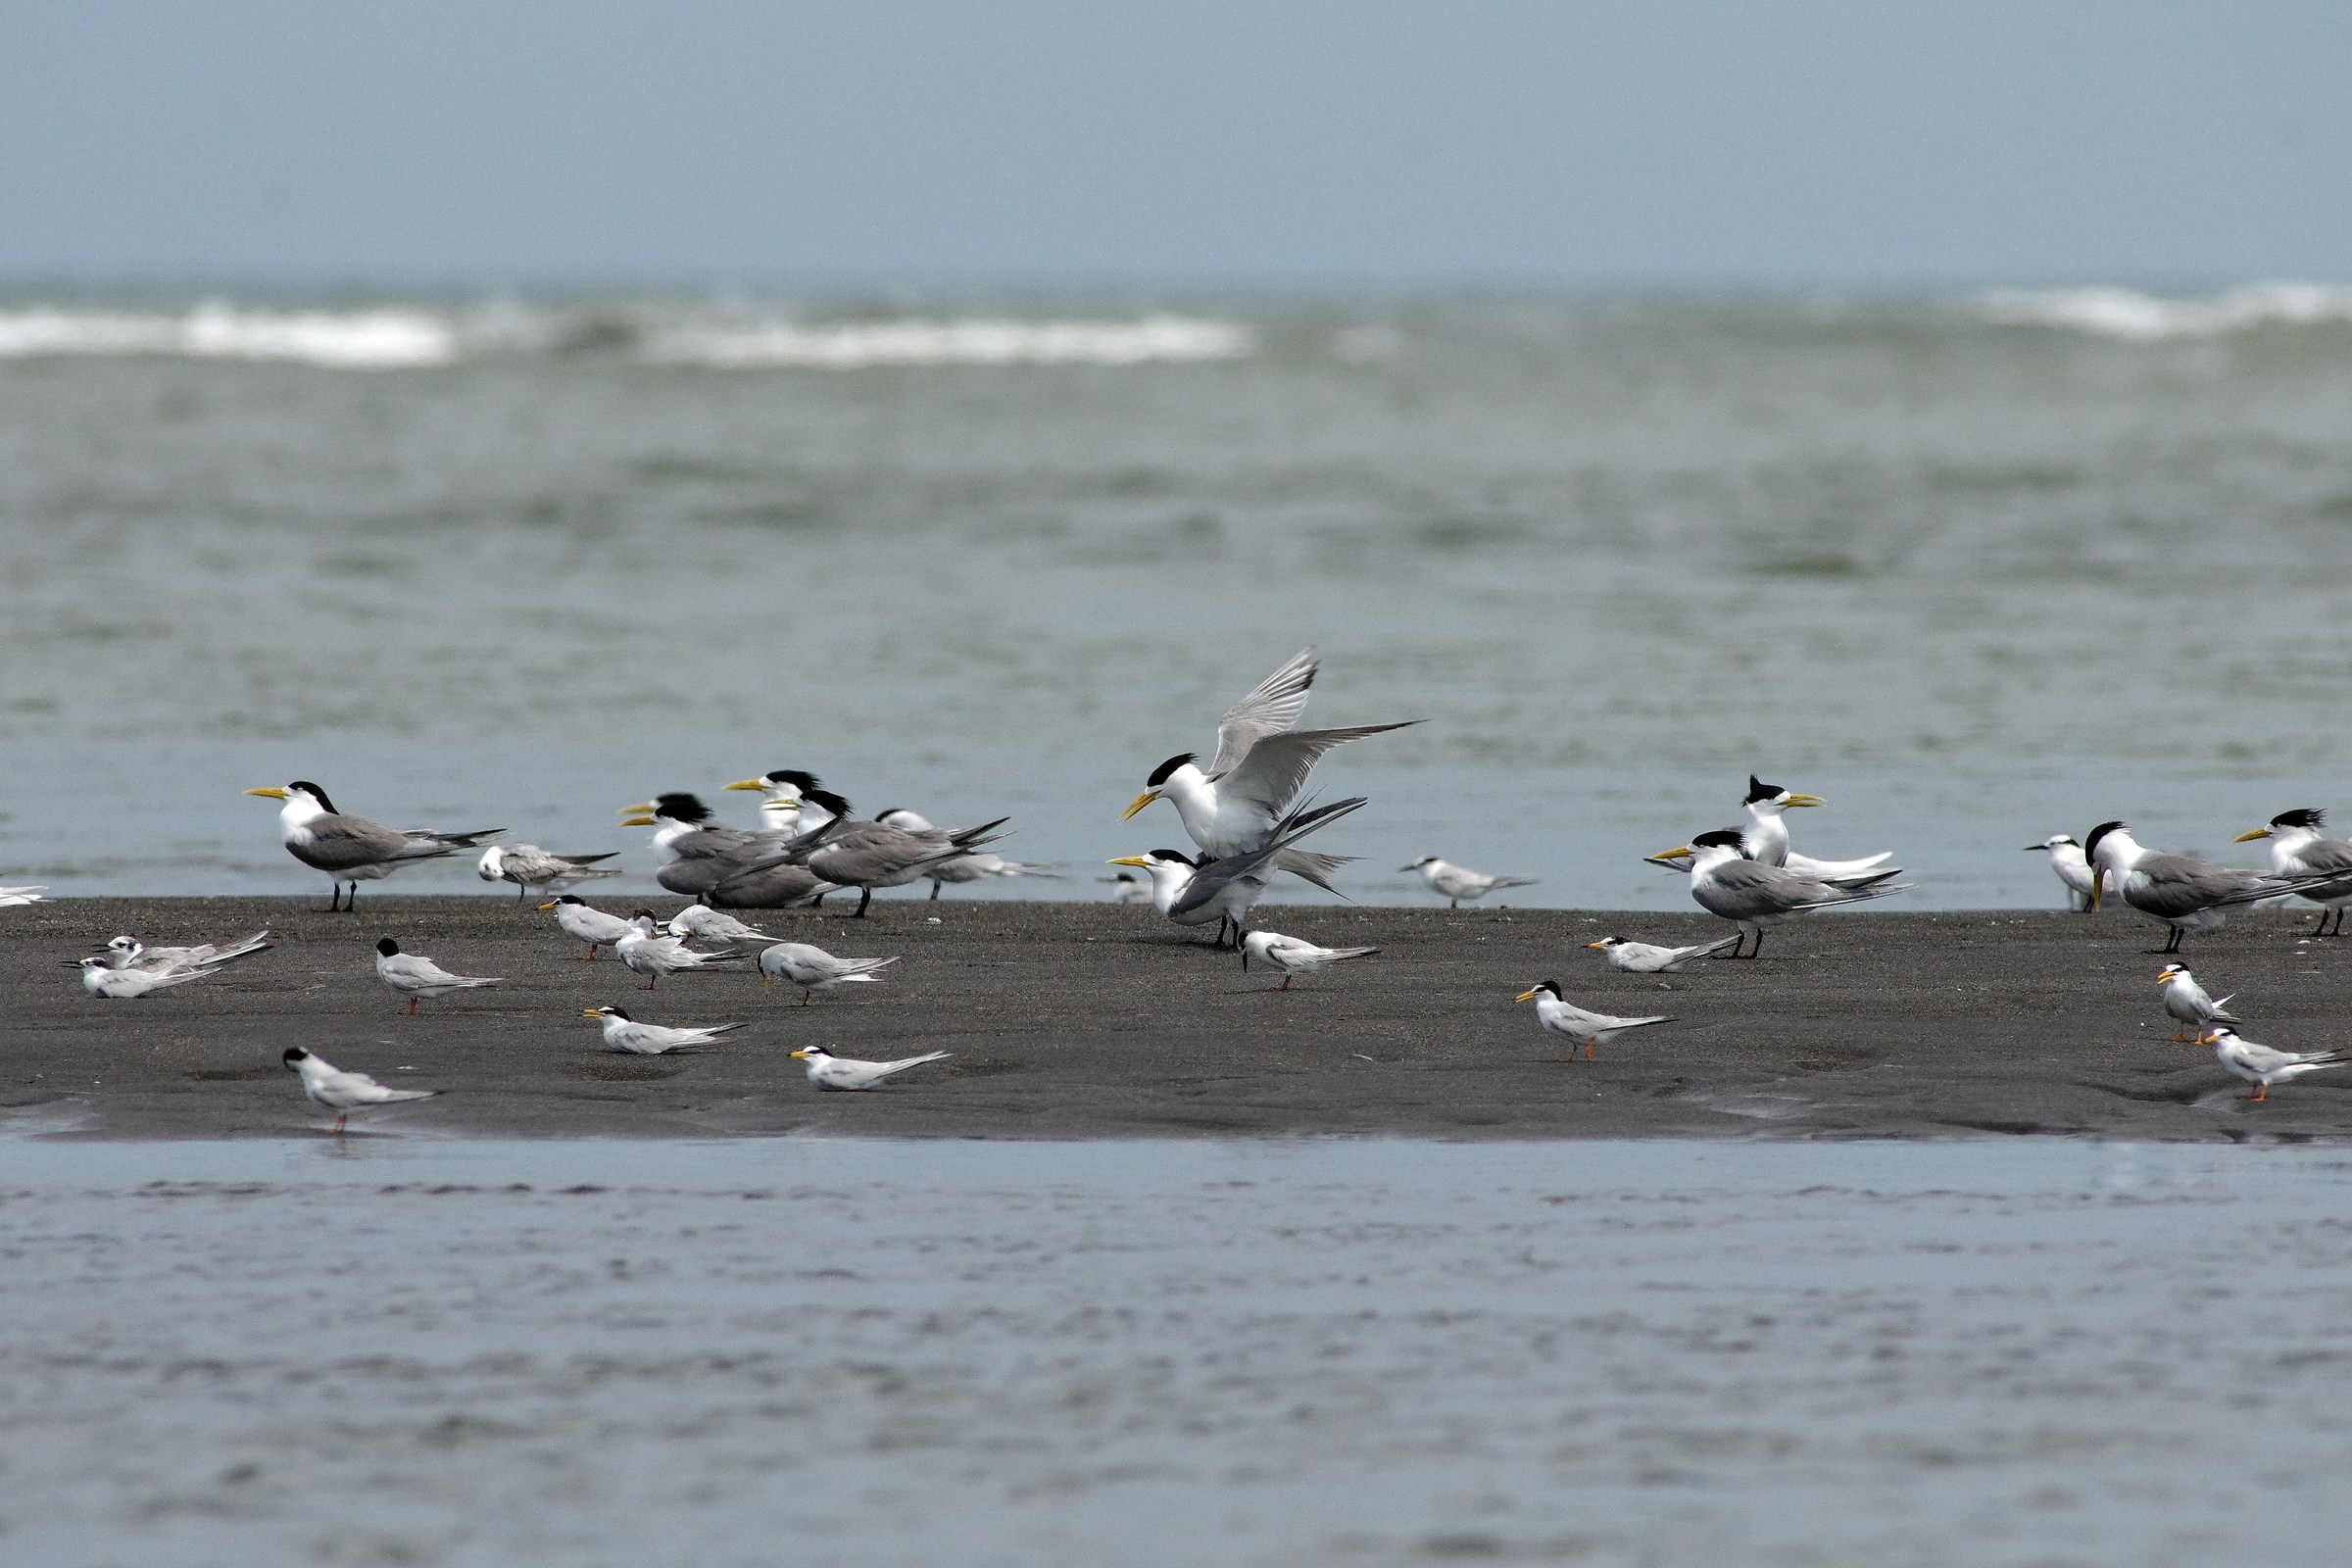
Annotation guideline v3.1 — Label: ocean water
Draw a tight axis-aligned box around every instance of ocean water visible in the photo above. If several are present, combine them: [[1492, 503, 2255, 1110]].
[[4, 1135, 2350, 1567], [5, 286, 2352, 906]]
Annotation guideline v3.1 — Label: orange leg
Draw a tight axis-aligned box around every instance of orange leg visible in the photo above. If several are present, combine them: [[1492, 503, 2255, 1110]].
[[2249, 1083, 2269, 1102], [332, 1113, 348, 1133], [1278, 976, 1293, 992], [1585, 1042, 1595, 1061], [404, 997, 418, 1017]]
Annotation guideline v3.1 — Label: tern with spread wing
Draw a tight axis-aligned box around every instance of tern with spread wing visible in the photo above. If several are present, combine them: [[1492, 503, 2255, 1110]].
[[1110, 797, 1366, 949], [282, 1047, 438, 1132], [247, 782, 502, 910], [2234, 809, 2352, 936], [1651, 829, 1907, 957], [2082, 821, 2338, 954], [1515, 981, 1673, 1060]]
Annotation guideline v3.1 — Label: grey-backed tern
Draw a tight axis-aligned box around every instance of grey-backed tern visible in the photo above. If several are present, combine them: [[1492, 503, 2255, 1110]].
[[788, 1043, 950, 1091], [0, 885, 45, 907], [539, 894, 638, 959], [374, 938, 502, 1015], [1738, 776, 1895, 880], [1585, 934, 1741, 972], [282, 1046, 438, 1132], [580, 1004, 743, 1054], [2082, 821, 2336, 954], [2234, 809, 2352, 936], [1651, 829, 1907, 957], [876, 808, 1061, 898], [1110, 797, 1366, 948], [1239, 930, 1379, 990], [2200, 1026, 2349, 1102], [1399, 857, 1537, 907], [477, 843, 619, 903], [99, 929, 273, 975], [613, 911, 742, 990], [2156, 962, 2239, 1043], [77, 956, 222, 999], [743, 806, 1009, 918], [1514, 981, 1672, 1060], [2025, 834, 2108, 912], [665, 905, 775, 949], [247, 782, 502, 910], [621, 794, 795, 899], [756, 941, 899, 1004]]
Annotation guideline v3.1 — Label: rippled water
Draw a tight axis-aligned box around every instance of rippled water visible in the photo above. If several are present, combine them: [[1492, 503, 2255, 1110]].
[[6, 289, 2351, 905]]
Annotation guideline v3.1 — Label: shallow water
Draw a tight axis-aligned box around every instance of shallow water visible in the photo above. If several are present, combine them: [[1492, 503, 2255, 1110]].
[[3, 1136, 2349, 1565], [6, 289, 2351, 906]]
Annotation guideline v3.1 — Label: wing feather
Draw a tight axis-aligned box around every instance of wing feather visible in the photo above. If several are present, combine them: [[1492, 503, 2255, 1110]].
[[1205, 648, 1319, 777]]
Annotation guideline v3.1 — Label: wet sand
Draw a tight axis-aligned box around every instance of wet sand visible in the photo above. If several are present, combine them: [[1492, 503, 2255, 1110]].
[[5, 896, 2347, 1141]]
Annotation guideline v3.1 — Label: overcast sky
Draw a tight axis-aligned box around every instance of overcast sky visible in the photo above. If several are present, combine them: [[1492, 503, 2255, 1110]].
[[3, 1, 2347, 288]]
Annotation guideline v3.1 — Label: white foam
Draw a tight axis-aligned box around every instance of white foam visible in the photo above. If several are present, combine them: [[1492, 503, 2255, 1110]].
[[0, 303, 457, 368], [639, 314, 1254, 368], [1973, 282, 2352, 340]]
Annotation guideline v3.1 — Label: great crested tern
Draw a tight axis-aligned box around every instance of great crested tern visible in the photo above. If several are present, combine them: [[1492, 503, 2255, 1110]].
[[0, 885, 45, 907], [723, 769, 843, 838], [620, 793, 796, 899], [2025, 834, 2108, 912], [1122, 647, 1413, 889], [756, 941, 900, 1004], [1737, 776, 1896, 880], [1585, 933, 1741, 972], [613, 911, 743, 990], [2233, 809, 2352, 936], [2082, 821, 2338, 954], [374, 938, 502, 1015], [876, 808, 1062, 898], [1514, 981, 1672, 1060], [1239, 930, 1379, 990], [1398, 857, 1537, 908], [539, 894, 638, 960], [580, 1004, 743, 1054], [477, 844, 619, 903], [98, 929, 273, 975], [1651, 829, 1907, 957], [2200, 1027, 2350, 1102], [2156, 962, 2240, 1043], [282, 1047, 438, 1133], [788, 1043, 951, 1091], [247, 782, 502, 910], [1109, 796, 1366, 949], [76, 956, 221, 998], [736, 804, 1010, 918]]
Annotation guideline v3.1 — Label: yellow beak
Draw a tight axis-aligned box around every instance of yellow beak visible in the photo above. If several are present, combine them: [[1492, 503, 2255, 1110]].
[[1585, 941, 1607, 951], [723, 779, 765, 792], [620, 802, 654, 814], [789, 1049, 811, 1059], [538, 901, 560, 911], [620, 814, 657, 827], [245, 786, 288, 799], [1650, 845, 1693, 861], [1514, 989, 1539, 1004], [2232, 828, 2273, 843], [2087, 877, 2103, 910], [580, 1008, 604, 1019], [1106, 855, 1152, 868], [1120, 790, 1161, 821], [1785, 793, 1826, 808]]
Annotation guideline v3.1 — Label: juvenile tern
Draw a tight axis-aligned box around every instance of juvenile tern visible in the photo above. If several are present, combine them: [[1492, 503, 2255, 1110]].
[[76, 956, 222, 999], [1585, 934, 1741, 973], [665, 905, 774, 949], [1110, 797, 1367, 948], [477, 844, 620, 903], [613, 911, 743, 990], [580, 1004, 743, 1054], [99, 929, 273, 975], [876, 808, 1062, 898], [2200, 1027, 2350, 1102], [1651, 829, 1907, 957], [2082, 821, 2336, 954], [1239, 930, 1379, 990], [374, 938, 502, 1015], [757, 941, 900, 1004], [2156, 962, 2239, 1043], [1514, 981, 1672, 1060], [0, 885, 45, 907], [1738, 776, 1895, 880], [2233, 809, 2352, 936], [539, 894, 638, 960], [1399, 857, 1537, 908], [282, 1047, 439, 1133], [788, 1043, 950, 1091], [2025, 834, 2108, 912], [246, 783, 502, 910]]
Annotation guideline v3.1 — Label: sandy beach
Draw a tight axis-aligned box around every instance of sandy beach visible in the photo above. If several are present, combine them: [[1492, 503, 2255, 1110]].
[[6, 896, 2345, 1141]]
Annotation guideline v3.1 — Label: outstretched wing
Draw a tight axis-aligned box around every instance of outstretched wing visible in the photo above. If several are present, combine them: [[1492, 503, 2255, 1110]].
[[1213, 722, 1419, 819], [1205, 648, 1319, 778]]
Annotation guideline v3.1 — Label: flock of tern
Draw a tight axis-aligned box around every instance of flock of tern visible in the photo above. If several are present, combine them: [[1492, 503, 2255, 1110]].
[[17, 647, 2352, 1126]]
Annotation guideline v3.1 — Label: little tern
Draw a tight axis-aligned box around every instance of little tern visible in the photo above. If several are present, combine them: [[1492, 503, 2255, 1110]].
[[756, 941, 900, 1004], [1239, 930, 1379, 990], [1399, 857, 1538, 907], [2082, 821, 2337, 954], [1110, 797, 1366, 948], [98, 929, 273, 975], [1514, 981, 1672, 1060], [1651, 830, 1907, 957], [0, 885, 45, 907], [2025, 834, 2108, 912], [2200, 1027, 2350, 1102], [247, 782, 502, 910], [1585, 934, 1741, 972], [2156, 963, 2239, 1043], [788, 1043, 951, 1091], [282, 1047, 438, 1133], [477, 844, 619, 903], [1738, 776, 1895, 880], [665, 905, 774, 949], [76, 956, 222, 999], [613, 911, 743, 990], [580, 1004, 743, 1054], [2233, 809, 2352, 936], [539, 895, 638, 960], [374, 938, 502, 1015], [876, 808, 1061, 898]]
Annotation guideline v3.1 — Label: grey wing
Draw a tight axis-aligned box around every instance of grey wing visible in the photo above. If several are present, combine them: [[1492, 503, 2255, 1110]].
[[709, 860, 830, 908], [1205, 647, 1320, 777], [810, 840, 933, 884], [1699, 859, 1811, 917], [1212, 722, 1420, 815], [1169, 864, 1238, 920], [299, 812, 421, 871], [2132, 857, 2267, 918]]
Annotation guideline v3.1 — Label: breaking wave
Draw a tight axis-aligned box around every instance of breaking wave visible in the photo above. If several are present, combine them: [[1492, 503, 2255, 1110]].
[[1973, 282, 2352, 340], [0, 303, 458, 368]]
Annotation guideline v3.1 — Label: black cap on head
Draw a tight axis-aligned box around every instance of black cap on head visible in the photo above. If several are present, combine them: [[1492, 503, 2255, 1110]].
[[763, 769, 820, 790], [873, 808, 903, 822], [652, 793, 710, 822], [1147, 849, 1196, 866], [1744, 775, 1782, 805], [554, 894, 584, 905], [375, 938, 399, 956], [1536, 980, 1561, 996], [804, 788, 853, 816], [603, 1005, 630, 1019], [283, 1047, 309, 1063], [1691, 828, 1746, 850], [2082, 820, 2127, 860], [1146, 753, 1198, 788], [2274, 808, 2327, 829], [289, 781, 337, 812]]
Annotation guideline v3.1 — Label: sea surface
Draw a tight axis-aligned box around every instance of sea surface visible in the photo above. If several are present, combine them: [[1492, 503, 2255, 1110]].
[[2, 1134, 2348, 1566], [6, 285, 2352, 907]]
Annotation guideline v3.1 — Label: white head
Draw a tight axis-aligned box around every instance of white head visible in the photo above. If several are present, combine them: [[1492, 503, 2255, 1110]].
[[2156, 962, 2190, 986], [476, 845, 506, 880], [1399, 857, 1444, 872], [2025, 834, 2079, 855]]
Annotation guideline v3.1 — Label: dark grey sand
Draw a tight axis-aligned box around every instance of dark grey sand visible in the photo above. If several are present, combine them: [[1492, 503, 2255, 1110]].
[[7, 897, 2347, 1140]]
